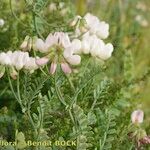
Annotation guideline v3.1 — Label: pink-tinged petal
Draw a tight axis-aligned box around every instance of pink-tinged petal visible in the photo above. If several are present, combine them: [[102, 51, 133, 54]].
[[36, 57, 49, 66], [50, 62, 57, 74], [61, 63, 72, 74], [131, 110, 144, 124], [140, 136, 150, 144]]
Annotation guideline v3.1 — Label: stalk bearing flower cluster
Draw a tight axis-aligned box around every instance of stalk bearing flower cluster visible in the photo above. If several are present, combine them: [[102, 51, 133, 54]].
[[0, 51, 38, 79]]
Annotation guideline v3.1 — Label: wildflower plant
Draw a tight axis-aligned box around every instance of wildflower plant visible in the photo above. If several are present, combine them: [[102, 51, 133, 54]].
[[0, 0, 150, 150]]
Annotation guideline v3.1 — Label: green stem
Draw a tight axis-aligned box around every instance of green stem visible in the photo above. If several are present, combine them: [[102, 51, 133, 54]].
[[7, 72, 19, 102], [27, 102, 38, 138], [69, 72, 97, 109], [65, 74, 75, 92], [17, 72, 24, 111], [0, 86, 9, 97], [54, 73, 68, 107], [32, 11, 44, 39], [90, 96, 97, 111]]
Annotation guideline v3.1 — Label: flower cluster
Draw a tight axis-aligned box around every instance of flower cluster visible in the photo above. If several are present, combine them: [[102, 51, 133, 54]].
[[0, 51, 38, 79], [72, 13, 109, 39], [70, 13, 114, 60], [72, 32, 113, 60], [35, 32, 81, 74], [34, 13, 113, 74], [130, 110, 150, 146], [0, 13, 114, 77]]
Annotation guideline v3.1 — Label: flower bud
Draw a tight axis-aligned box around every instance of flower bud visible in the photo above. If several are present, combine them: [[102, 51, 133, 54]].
[[20, 36, 32, 51], [9, 67, 18, 80], [131, 110, 144, 124], [140, 136, 150, 145], [70, 16, 82, 27]]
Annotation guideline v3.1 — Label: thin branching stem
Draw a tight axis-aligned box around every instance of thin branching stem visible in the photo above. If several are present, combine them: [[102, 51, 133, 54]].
[[7, 72, 19, 102], [17, 71, 24, 111]]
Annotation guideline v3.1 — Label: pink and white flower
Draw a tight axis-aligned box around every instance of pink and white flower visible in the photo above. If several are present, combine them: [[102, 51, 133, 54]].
[[131, 110, 144, 124], [35, 32, 81, 74]]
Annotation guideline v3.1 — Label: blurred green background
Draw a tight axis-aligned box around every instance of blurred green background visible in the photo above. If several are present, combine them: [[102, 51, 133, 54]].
[[75, 0, 150, 124]]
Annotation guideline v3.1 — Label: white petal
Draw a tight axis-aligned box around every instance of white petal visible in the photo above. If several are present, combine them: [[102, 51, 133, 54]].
[[82, 40, 90, 54], [54, 32, 71, 48], [0, 52, 12, 65], [36, 57, 49, 66], [67, 55, 81, 65], [97, 43, 113, 60], [81, 33, 91, 54], [35, 39, 49, 53], [84, 13, 100, 29], [96, 22, 109, 39], [61, 33, 71, 48], [45, 33, 57, 47], [71, 39, 82, 54], [11, 51, 30, 70], [90, 37, 101, 57], [24, 57, 38, 70], [63, 48, 73, 59]]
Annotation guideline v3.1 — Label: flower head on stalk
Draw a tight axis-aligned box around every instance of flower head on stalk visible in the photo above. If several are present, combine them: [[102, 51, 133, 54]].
[[35, 32, 81, 74], [72, 32, 114, 60], [84, 13, 109, 39], [20, 36, 37, 52], [129, 110, 150, 148], [0, 51, 38, 79], [72, 13, 109, 39]]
